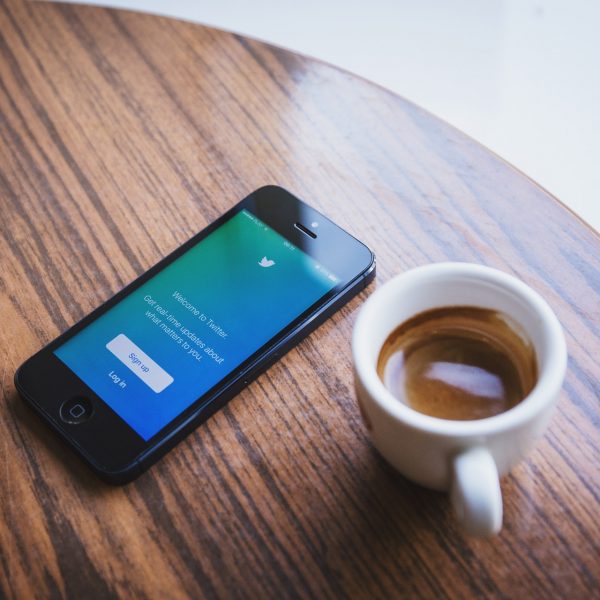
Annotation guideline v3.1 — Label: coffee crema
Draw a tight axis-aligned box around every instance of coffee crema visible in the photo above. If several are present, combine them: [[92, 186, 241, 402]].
[[377, 306, 538, 421]]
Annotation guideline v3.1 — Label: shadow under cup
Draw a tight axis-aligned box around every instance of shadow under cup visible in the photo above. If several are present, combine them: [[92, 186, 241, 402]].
[[352, 263, 567, 536]]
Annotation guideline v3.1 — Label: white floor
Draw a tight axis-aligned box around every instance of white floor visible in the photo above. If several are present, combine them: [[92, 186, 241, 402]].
[[54, 0, 600, 232]]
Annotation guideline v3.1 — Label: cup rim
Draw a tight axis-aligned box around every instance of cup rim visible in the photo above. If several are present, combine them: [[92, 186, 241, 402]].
[[352, 262, 567, 437]]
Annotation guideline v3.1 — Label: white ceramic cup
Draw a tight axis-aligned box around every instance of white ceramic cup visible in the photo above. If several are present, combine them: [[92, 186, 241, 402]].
[[353, 263, 567, 537]]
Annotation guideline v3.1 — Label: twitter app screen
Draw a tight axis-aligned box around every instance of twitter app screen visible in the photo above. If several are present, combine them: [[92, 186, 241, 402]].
[[55, 210, 338, 440]]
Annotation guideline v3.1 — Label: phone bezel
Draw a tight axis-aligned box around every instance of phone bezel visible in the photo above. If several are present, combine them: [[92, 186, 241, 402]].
[[15, 186, 374, 479]]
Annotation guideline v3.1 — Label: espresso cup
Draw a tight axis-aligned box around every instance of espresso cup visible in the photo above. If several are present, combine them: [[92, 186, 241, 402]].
[[352, 263, 567, 536]]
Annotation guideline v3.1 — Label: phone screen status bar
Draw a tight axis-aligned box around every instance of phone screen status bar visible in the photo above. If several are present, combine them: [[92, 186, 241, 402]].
[[307, 261, 334, 284], [242, 210, 270, 231], [281, 239, 338, 284]]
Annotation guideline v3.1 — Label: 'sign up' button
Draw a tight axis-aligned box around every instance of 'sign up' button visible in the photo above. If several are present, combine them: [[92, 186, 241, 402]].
[[106, 333, 174, 393]]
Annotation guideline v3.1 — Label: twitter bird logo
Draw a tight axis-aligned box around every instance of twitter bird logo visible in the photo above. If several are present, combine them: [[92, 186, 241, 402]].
[[258, 256, 275, 268]]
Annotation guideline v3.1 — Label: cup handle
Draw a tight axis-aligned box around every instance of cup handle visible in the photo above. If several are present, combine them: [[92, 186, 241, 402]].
[[450, 447, 503, 537]]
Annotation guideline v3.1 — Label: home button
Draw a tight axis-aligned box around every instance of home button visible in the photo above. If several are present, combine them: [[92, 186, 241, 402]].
[[60, 397, 94, 424]]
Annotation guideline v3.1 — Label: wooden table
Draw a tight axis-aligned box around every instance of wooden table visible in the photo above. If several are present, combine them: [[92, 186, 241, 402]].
[[1, 1, 599, 597]]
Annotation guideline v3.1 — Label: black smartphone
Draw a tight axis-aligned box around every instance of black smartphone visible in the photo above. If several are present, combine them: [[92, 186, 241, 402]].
[[15, 186, 375, 484]]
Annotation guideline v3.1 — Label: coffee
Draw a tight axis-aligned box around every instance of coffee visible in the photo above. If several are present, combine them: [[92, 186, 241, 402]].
[[377, 306, 538, 420]]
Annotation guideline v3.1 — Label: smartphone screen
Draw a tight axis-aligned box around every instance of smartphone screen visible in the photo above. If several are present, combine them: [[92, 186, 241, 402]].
[[53, 209, 340, 441]]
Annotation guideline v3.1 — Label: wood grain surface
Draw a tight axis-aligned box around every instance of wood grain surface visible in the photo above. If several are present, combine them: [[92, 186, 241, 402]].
[[1, 1, 599, 598]]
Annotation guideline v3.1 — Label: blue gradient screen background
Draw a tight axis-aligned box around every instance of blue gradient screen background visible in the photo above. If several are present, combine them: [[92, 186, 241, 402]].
[[55, 210, 336, 440]]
